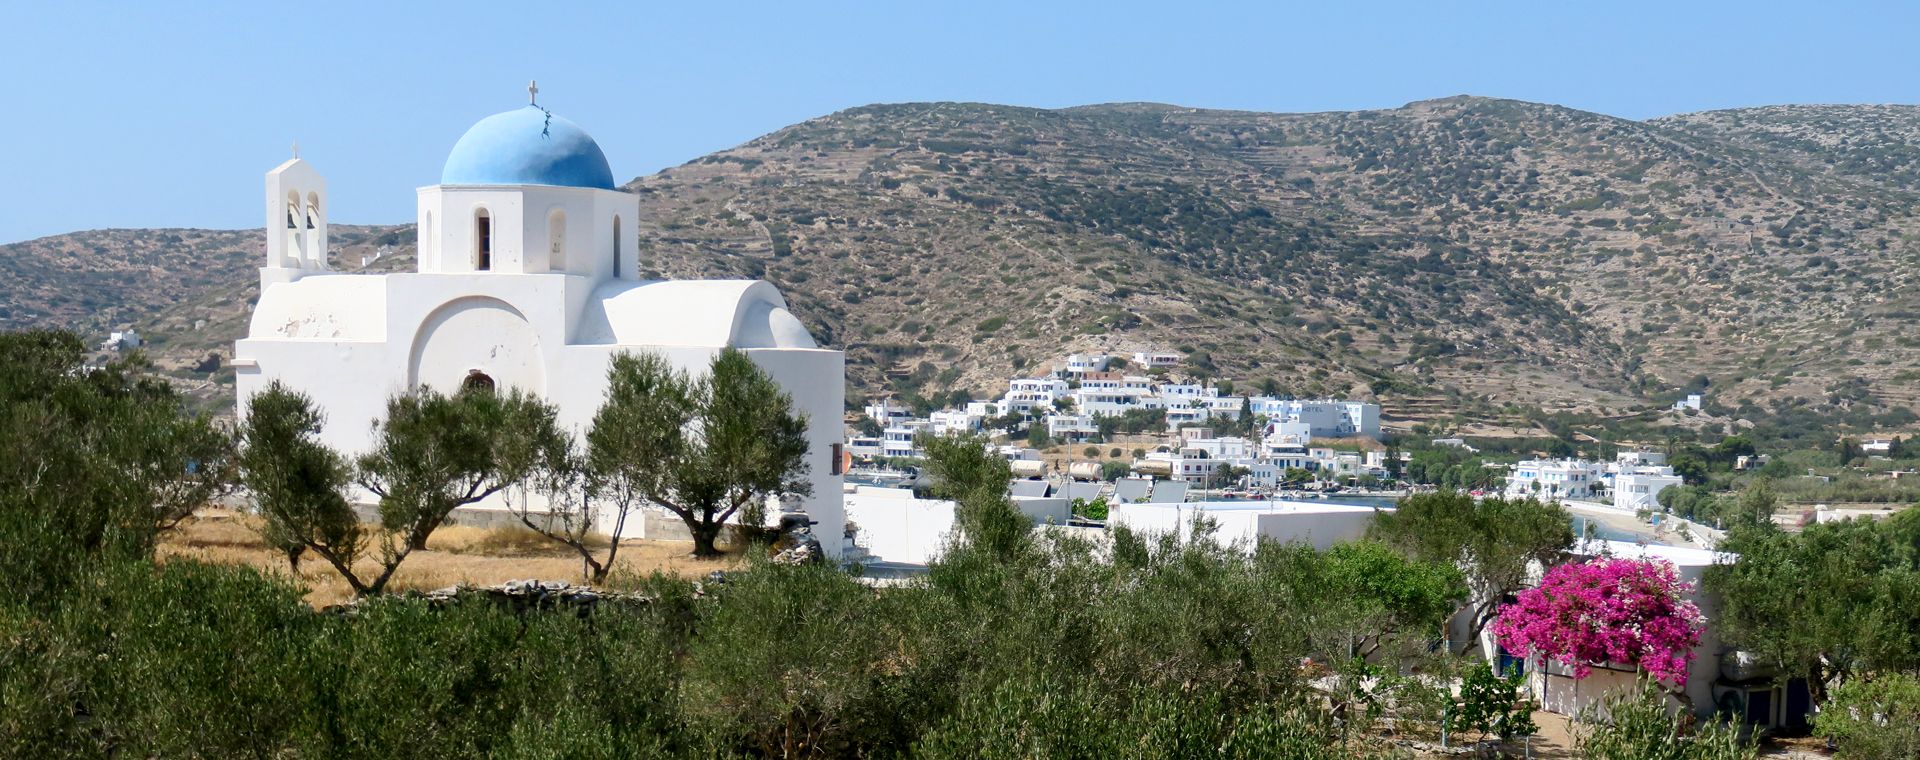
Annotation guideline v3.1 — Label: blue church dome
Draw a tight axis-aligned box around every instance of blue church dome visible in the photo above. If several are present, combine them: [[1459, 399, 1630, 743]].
[[441, 106, 617, 190]]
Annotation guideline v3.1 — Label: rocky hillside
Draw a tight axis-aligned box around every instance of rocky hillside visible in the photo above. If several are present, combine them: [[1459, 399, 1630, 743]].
[[5, 97, 1917, 427], [1653, 104, 1920, 194]]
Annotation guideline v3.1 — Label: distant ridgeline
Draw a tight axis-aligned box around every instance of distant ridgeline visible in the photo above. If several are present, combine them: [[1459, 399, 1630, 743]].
[[4, 97, 1918, 432]]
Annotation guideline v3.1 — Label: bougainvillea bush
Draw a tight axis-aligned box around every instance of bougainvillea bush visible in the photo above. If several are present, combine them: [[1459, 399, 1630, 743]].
[[1491, 557, 1705, 688]]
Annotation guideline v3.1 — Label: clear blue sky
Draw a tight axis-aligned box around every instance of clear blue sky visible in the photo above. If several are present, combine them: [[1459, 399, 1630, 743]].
[[3, 1, 1915, 244]]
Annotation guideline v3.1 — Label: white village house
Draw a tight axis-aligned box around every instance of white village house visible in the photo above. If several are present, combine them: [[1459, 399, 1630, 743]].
[[233, 89, 847, 555], [1505, 458, 1605, 501], [1609, 451, 1685, 512]]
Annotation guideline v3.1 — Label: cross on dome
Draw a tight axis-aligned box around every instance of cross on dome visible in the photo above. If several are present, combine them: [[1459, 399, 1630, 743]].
[[528, 80, 538, 105]]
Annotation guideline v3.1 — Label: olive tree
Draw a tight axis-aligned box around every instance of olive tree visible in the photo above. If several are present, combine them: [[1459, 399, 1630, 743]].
[[340, 384, 566, 594], [588, 349, 811, 558], [236, 382, 359, 576], [920, 431, 1028, 562], [0, 330, 232, 605], [507, 352, 693, 582], [1816, 672, 1920, 759], [1368, 491, 1573, 654], [1705, 515, 1920, 708]]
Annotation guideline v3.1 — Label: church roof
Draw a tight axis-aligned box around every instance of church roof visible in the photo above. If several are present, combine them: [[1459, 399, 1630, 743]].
[[440, 105, 617, 190], [575, 279, 818, 349]]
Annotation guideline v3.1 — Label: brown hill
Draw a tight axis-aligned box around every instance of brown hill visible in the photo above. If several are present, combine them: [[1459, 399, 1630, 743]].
[[4, 97, 1916, 428]]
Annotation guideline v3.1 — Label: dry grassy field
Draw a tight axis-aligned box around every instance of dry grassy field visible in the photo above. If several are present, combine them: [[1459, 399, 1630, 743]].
[[158, 509, 743, 607]]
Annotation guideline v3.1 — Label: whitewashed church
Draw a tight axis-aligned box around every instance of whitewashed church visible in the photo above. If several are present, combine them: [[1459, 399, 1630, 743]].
[[233, 86, 845, 554]]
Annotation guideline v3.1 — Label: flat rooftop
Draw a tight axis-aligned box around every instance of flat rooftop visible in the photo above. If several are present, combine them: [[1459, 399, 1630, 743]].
[[1128, 500, 1388, 515], [1580, 538, 1729, 567]]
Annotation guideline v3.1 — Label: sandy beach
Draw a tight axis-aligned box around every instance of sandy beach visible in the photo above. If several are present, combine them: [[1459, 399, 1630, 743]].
[[1562, 500, 1719, 550]]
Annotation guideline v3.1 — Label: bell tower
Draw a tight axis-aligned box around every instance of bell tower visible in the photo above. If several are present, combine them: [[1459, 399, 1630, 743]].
[[261, 147, 330, 291]]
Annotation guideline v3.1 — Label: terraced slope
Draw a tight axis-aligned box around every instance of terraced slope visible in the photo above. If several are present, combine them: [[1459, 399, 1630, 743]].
[[4, 97, 1916, 428]]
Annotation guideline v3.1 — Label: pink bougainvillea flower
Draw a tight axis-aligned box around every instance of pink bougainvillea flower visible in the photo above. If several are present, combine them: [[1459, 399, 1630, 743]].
[[1490, 557, 1704, 687]]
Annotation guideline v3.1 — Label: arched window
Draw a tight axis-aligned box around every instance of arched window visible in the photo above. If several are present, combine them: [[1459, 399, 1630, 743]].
[[474, 208, 492, 271], [461, 370, 496, 394], [612, 215, 622, 279], [548, 209, 567, 272], [305, 192, 320, 229], [286, 190, 305, 263]]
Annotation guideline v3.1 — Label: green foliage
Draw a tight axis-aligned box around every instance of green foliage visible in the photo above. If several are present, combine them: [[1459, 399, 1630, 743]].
[[1318, 540, 1468, 658], [921, 432, 1030, 561], [0, 559, 692, 758], [1211, 462, 1252, 487], [914, 673, 1359, 760], [1451, 662, 1536, 741], [1369, 491, 1572, 651], [0, 329, 231, 608], [1815, 672, 1920, 759], [349, 384, 566, 593], [1705, 514, 1920, 706], [1071, 496, 1111, 520], [1, 491, 1497, 758], [1401, 445, 1502, 490], [1575, 681, 1756, 760], [682, 563, 894, 756], [590, 349, 813, 557], [1670, 452, 1709, 485], [1026, 419, 1050, 447], [1094, 407, 1167, 439], [238, 382, 360, 576]]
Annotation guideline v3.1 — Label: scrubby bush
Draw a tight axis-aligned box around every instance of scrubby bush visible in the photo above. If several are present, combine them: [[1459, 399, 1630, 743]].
[[1575, 682, 1755, 760], [1816, 672, 1920, 759]]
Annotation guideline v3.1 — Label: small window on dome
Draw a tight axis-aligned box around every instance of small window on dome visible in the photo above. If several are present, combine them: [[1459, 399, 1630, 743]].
[[474, 208, 492, 271], [548, 209, 567, 272]]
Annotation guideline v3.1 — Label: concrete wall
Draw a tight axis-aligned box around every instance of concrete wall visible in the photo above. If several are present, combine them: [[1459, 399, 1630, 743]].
[[1107, 501, 1379, 550], [844, 488, 1072, 566], [434, 503, 741, 545], [845, 487, 957, 565]]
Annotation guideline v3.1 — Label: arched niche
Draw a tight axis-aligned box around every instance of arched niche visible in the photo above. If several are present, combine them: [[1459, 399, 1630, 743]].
[[406, 296, 545, 395]]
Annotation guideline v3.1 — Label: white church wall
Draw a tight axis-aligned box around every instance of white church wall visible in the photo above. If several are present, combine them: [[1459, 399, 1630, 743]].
[[742, 347, 847, 550], [407, 297, 549, 394], [240, 100, 841, 560], [419, 185, 638, 280], [591, 190, 641, 282], [383, 275, 575, 389], [248, 275, 387, 341], [234, 340, 402, 460], [418, 187, 527, 274]]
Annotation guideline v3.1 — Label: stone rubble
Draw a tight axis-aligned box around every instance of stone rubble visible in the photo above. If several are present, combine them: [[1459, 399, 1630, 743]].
[[326, 579, 658, 617]]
